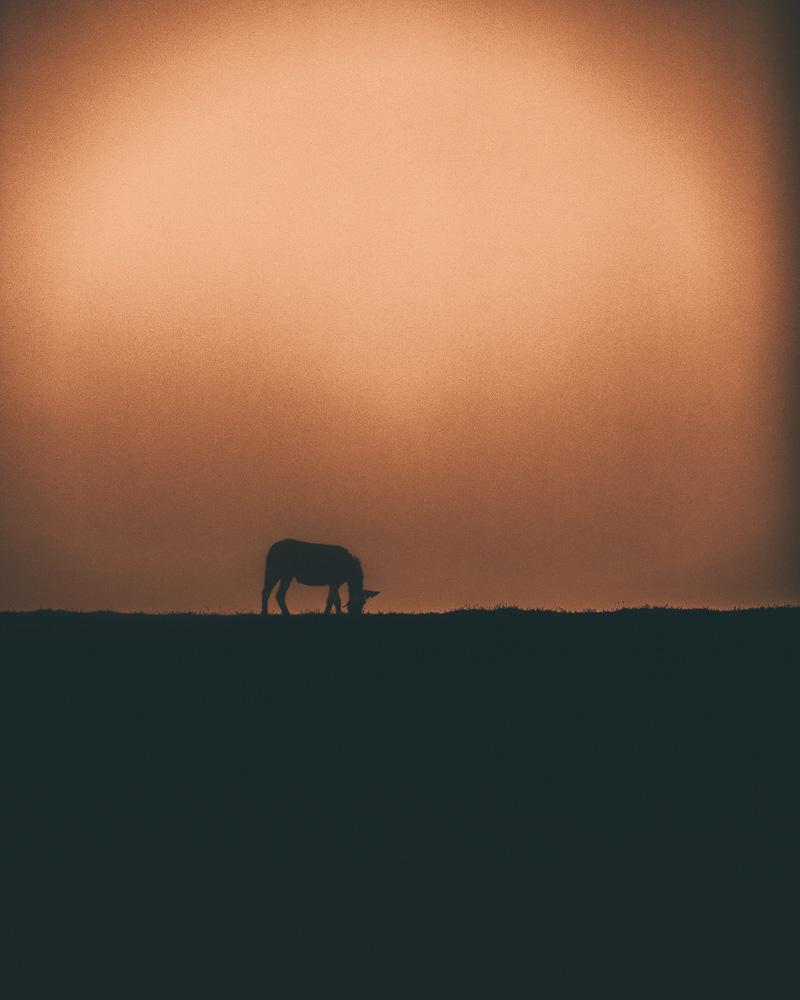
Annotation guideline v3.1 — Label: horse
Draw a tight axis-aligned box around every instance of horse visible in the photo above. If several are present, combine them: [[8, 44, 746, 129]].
[[261, 538, 379, 615]]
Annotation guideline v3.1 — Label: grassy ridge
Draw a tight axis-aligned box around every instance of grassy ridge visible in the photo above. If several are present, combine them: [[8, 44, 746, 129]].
[[3, 608, 797, 989]]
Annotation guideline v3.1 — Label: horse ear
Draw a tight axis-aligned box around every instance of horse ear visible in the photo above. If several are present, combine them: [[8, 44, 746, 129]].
[[364, 589, 380, 599]]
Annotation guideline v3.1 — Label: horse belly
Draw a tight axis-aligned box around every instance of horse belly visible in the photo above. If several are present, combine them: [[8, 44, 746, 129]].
[[295, 573, 336, 587]]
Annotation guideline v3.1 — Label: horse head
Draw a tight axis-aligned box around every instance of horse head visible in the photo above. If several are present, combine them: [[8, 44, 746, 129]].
[[346, 588, 380, 615]]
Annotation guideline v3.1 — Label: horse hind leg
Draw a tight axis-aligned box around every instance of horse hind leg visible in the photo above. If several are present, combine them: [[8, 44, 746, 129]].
[[261, 572, 279, 615], [276, 577, 292, 616]]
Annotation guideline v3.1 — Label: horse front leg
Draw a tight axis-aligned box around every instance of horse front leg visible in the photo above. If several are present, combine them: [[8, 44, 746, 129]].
[[325, 585, 336, 614], [333, 586, 342, 614]]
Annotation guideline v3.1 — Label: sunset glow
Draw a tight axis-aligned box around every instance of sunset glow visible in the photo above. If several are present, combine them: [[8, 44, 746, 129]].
[[1, 1, 795, 611]]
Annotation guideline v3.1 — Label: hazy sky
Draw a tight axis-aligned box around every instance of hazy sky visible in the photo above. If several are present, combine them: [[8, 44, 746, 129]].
[[1, 0, 796, 612]]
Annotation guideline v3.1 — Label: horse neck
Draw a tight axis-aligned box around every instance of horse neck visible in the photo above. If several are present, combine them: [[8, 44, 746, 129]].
[[346, 558, 364, 595]]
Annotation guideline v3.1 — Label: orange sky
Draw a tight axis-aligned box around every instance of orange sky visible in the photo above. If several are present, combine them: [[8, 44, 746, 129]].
[[1, 0, 796, 612]]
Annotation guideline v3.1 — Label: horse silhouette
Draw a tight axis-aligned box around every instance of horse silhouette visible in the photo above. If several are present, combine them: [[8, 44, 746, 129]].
[[261, 538, 379, 616]]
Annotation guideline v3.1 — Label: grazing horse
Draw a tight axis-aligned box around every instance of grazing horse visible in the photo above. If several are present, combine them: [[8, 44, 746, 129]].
[[261, 538, 379, 616]]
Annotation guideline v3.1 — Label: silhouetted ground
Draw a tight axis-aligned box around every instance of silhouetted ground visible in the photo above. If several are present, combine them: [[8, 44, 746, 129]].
[[3, 607, 797, 992]]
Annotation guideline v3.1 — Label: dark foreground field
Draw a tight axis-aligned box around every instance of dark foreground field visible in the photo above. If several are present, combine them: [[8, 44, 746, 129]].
[[3, 607, 798, 992]]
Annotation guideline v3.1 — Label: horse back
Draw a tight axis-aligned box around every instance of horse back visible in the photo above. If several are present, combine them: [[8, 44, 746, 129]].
[[266, 538, 353, 583]]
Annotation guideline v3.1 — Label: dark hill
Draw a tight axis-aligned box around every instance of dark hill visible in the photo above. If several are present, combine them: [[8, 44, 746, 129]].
[[3, 608, 797, 992]]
